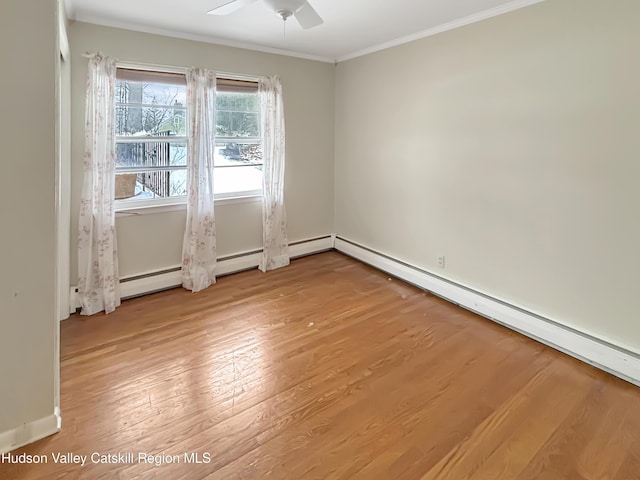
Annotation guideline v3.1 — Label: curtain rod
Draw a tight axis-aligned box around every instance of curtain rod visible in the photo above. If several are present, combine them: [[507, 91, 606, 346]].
[[83, 53, 264, 81]]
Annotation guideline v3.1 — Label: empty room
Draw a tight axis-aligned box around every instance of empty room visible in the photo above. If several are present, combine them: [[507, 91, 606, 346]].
[[1, 0, 639, 478]]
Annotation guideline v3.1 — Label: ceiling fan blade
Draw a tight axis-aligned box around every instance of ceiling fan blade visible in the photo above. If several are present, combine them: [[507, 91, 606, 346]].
[[207, 0, 258, 15], [294, 1, 323, 29]]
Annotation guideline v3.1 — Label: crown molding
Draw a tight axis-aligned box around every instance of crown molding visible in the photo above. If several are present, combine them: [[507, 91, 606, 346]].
[[69, 0, 543, 65], [71, 13, 335, 63], [336, 0, 544, 63]]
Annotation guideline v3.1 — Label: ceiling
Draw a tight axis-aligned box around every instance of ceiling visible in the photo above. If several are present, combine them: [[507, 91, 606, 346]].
[[64, 0, 542, 62]]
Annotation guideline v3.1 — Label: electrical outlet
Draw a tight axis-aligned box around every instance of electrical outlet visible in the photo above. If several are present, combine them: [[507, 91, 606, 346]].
[[437, 255, 445, 268]]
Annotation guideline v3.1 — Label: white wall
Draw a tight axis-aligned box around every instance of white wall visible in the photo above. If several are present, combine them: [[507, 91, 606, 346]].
[[335, 0, 640, 351], [0, 0, 57, 435], [69, 22, 335, 282]]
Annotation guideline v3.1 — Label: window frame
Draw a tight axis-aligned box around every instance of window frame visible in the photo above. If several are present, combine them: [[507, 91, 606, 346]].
[[113, 62, 263, 213]]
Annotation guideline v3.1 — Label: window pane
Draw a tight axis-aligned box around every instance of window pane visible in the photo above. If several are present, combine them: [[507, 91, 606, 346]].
[[116, 80, 186, 107], [214, 143, 262, 166], [216, 111, 259, 137], [216, 91, 259, 112], [216, 91, 260, 138], [115, 170, 187, 200], [214, 165, 263, 195], [116, 106, 186, 136], [116, 79, 187, 137], [116, 142, 187, 169]]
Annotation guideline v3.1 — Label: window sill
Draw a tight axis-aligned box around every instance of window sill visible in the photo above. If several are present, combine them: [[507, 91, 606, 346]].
[[115, 194, 262, 217]]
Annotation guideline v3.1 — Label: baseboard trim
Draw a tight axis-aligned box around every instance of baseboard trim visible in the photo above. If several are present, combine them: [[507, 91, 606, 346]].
[[290, 235, 334, 258], [334, 236, 640, 387], [0, 412, 61, 454], [69, 235, 334, 312]]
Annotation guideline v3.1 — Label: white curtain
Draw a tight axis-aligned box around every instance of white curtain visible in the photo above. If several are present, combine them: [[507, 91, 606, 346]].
[[78, 53, 121, 315], [259, 76, 290, 272], [181, 68, 217, 292]]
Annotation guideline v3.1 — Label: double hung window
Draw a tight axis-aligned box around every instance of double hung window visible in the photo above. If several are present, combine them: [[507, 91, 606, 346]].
[[114, 68, 261, 207]]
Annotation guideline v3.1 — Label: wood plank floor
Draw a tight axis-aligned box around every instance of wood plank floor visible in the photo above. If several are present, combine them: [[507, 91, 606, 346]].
[[2, 251, 640, 479]]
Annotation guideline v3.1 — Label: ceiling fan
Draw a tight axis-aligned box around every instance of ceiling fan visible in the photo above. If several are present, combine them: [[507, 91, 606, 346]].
[[207, 0, 324, 30]]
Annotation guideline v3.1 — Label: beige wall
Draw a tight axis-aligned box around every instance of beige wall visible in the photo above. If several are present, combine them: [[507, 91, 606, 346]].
[[0, 0, 57, 432], [335, 0, 640, 350], [69, 22, 335, 282]]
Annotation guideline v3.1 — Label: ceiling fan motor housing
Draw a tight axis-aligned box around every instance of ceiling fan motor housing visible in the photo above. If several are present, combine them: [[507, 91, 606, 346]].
[[264, 0, 307, 15]]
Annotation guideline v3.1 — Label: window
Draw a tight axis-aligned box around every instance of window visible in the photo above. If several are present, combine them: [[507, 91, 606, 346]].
[[115, 69, 188, 203], [215, 79, 263, 198], [114, 68, 262, 207]]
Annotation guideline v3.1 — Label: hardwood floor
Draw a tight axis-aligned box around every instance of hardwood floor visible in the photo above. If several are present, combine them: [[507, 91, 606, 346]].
[[2, 251, 640, 479]]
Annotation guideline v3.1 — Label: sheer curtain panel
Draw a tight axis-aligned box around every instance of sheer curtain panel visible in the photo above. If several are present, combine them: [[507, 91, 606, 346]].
[[78, 53, 121, 315], [259, 76, 290, 272], [181, 68, 217, 292]]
